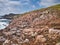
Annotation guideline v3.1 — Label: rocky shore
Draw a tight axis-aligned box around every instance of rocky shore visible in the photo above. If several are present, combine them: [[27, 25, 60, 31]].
[[0, 4, 60, 45]]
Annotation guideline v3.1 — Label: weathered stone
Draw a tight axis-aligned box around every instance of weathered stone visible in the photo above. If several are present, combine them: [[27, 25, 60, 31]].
[[16, 30, 20, 33], [31, 32, 37, 37], [3, 31, 16, 36], [11, 28, 17, 31], [56, 42, 60, 45], [16, 33, 20, 36], [34, 35, 46, 43], [24, 39, 29, 43], [23, 28, 34, 36], [49, 28, 60, 34], [10, 43, 19, 45], [3, 39, 10, 45], [0, 36, 6, 42]]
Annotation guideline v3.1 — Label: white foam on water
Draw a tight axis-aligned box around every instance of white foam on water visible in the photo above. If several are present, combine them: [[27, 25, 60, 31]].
[[0, 22, 9, 30], [0, 19, 10, 30]]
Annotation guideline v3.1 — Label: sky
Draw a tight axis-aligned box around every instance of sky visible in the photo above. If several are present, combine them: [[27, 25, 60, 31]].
[[0, 0, 60, 16]]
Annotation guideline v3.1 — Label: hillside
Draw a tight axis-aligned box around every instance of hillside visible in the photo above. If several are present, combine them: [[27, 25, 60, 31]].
[[2, 13, 20, 20], [0, 4, 60, 45], [8, 4, 60, 28], [48, 4, 60, 10]]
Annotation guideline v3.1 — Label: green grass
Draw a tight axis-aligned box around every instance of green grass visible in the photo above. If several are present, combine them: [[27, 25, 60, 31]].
[[32, 4, 60, 12], [48, 4, 60, 10], [14, 4, 60, 18]]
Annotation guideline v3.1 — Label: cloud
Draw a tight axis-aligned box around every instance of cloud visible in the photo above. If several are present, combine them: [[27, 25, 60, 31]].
[[32, 5, 36, 8], [38, 0, 60, 7], [0, 0, 60, 16], [9, 1, 20, 5], [0, 0, 31, 16], [0, 0, 21, 15]]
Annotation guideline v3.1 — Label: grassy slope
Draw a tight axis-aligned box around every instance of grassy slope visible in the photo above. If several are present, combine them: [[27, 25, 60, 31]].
[[48, 4, 60, 10], [23, 4, 60, 15], [14, 4, 60, 18]]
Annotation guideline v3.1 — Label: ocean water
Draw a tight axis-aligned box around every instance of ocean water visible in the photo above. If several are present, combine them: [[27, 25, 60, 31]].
[[0, 19, 10, 30]]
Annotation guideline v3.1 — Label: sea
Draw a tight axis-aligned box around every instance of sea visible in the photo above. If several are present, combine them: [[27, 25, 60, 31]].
[[0, 19, 11, 30]]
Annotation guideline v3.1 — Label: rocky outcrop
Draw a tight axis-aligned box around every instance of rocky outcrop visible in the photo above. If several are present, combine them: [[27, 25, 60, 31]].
[[2, 13, 20, 20], [0, 4, 60, 45]]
